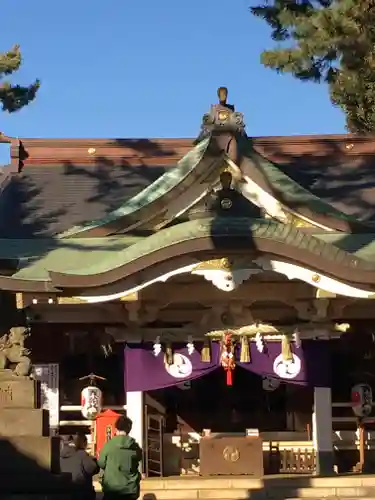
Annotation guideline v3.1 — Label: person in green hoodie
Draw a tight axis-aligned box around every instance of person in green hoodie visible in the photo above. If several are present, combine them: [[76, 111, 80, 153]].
[[98, 415, 143, 500]]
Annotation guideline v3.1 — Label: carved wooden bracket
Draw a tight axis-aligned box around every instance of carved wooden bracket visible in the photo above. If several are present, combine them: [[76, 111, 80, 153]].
[[123, 301, 169, 325], [197, 302, 255, 333], [295, 299, 331, 322]]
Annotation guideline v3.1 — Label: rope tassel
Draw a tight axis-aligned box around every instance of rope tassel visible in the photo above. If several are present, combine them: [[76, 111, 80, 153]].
[[281, 335, 293, 362], [240, 335, 250, 363], [201, 339, 211, 362], [164, 343, 174, 365]]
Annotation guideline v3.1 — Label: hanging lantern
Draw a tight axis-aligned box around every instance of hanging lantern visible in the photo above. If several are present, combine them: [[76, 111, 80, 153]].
[[220, 332, 235, 386], [351, 383, 373, 417], [81, 385, 103, 420]]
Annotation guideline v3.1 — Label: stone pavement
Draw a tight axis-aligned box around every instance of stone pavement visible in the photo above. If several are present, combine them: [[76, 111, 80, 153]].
[[95, 475, 375, 500]]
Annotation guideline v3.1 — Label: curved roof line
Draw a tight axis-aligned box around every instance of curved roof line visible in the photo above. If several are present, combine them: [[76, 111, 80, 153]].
[[76, 257, 375, 303], [45, 217, 375, 289], [238, 136, 374, 233], [58, 134, 230, 238], [0, 275, 57, 292]]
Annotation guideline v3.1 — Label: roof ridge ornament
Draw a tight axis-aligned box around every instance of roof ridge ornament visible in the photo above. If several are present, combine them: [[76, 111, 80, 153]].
[[194, 87, 246, 144], [203, 168, 262, 218], [217, 87, 235, 111]]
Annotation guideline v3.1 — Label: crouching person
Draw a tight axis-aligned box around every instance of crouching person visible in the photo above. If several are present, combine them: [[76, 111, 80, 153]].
[[98, 415, 143, 500]]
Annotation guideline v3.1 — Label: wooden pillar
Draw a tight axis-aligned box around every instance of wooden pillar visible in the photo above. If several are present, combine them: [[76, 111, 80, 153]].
[[312, 387, 334, 475], [126, 391, 144, 447]]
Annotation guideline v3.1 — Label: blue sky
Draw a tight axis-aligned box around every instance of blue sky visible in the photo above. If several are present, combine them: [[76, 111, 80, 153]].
[[1, 0, 346, 140]]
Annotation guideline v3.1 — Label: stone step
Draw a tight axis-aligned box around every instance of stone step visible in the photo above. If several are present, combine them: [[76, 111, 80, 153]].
[[139, 487, 375, 500], [141, 478, 263, 490], [273, 497, 375, 500], [141, 489, 249, 499], [96, 477, 375, 499], [138, 476, 375, 490], [271, 488, 375, 498]]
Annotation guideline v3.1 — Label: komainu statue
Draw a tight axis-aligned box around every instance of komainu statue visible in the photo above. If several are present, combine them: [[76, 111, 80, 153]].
[[0, 327, 31, 376]]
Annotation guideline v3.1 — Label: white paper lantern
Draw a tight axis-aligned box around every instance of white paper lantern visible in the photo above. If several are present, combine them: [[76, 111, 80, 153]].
[[81, 385, 103, 420], [351, 383, 373, 417]]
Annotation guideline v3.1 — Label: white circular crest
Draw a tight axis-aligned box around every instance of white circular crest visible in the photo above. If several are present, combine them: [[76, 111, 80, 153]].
[[273, 354, 301, 379], [165, 353, 193, 379]]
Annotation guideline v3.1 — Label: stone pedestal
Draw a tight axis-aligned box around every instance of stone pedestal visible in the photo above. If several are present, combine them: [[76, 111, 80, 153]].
[[0, 370, 69, 496]]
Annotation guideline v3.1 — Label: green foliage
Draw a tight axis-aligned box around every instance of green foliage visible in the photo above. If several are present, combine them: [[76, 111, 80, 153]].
[[0, 45, 39, 113], [251, 0, 375, 133]]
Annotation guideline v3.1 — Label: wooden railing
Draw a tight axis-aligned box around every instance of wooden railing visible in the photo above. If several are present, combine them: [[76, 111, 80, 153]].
[[267, 442, 316, 474], [280, 448, 316, 473]]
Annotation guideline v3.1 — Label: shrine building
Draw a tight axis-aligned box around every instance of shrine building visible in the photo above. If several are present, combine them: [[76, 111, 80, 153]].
[[1, 88, 375, 477]]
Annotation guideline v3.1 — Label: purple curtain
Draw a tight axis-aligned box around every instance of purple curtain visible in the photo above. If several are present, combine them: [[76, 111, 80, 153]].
[[124, 342, 220, 392], [237, 340, 330, 387], [124, 340, 330, 392]]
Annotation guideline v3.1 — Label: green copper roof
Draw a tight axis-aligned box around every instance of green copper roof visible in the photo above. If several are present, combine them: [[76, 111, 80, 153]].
[[239, 136, 363, 225], [4, 219, 375, 284], [314, 233, 375, 262], [0, 236, 142, 281], [58, 137, 212, 238]]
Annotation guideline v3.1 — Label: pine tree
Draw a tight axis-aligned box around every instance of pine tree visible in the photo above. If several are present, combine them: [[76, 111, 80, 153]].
[[0, 45, 39, 113], [251, 0, 375, 133]]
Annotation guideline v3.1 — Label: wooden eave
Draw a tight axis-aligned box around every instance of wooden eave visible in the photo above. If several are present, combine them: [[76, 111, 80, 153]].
[[21, 130, 374, 240], [18, 137, 195, 167], [11, 132, 375, 238], [1, 218, 375, 294], [17, 133, 375, 166], [1, 130, 375, 294]]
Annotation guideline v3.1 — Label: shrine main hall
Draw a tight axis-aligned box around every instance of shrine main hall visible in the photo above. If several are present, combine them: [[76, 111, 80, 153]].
[[1, 88, 375, 477]]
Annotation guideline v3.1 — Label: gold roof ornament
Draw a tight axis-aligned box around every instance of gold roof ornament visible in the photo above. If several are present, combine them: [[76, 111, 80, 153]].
[[334, 322, 350, 333], [225, 158, 242, 182], [193, 258, 232, 271], [119, 292, 139, 302], [218, 86, 228, 106]]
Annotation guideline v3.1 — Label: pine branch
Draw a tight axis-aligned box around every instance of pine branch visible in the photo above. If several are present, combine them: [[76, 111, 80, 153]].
[[251, 0, 375, 132], [0, 81, 40, 113], [0, 45, 22, 78], [0, 45, 39, 113]]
